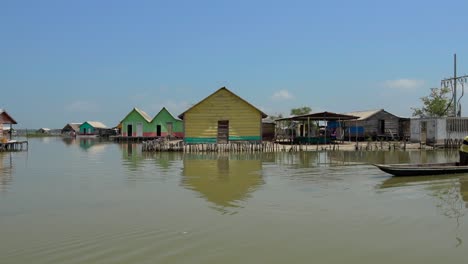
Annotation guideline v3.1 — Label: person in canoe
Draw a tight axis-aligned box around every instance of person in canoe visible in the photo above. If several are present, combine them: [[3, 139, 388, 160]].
[[460, 136, 468, 165]]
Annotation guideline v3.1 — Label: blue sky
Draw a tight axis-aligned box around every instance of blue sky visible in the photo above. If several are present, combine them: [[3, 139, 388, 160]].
[[2, 0, 468, 128]]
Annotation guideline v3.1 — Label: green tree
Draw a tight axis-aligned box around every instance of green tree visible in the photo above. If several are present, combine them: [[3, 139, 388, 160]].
[[412, 87, 453, 117], [290, 106, 312, 116]]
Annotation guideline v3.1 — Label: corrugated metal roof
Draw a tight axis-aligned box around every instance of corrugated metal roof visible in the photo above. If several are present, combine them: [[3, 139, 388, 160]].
[[85, 121, 107, 128], [262, 117, 276, 123], [120, 107, 152, 123], [134, 108, 152, 122], [344, 109, 384, 120]]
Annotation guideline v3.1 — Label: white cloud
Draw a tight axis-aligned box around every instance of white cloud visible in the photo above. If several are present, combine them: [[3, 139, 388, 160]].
[[383, 79, 425, 90], [66, 101, 99, 113], [271, 90, 294, 101]]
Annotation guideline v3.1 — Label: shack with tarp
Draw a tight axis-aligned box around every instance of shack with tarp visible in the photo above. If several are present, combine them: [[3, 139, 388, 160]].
[[274, 111, 359, 144]]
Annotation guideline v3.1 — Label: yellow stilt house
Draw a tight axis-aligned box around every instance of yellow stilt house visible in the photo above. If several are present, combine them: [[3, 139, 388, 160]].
[[178, 87, 268, 144]]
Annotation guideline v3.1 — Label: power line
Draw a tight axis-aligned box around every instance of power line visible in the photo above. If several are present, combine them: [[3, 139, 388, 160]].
[[441, 54, 468, 117]]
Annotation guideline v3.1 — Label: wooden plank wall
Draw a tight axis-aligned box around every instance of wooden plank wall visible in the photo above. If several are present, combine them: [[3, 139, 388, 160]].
[[184, 89, 262, 141], [345, 111, 400, 138]]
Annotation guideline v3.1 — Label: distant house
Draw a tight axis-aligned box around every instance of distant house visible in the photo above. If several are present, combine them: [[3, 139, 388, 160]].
[[150, 107, 184, 138], [0, 109, 18, 140], [61, 123, 82, 135], [120, 108, 152, 137], [79, 121, 107, 136], [37, 128, 51, 134], [178, 87, 268, 144], [343, 109, 402, 140]]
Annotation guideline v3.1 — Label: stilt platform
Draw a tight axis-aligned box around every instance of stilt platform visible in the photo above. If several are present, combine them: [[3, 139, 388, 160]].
[[111, 136, 180, 143], [0, 140, 28, 151]]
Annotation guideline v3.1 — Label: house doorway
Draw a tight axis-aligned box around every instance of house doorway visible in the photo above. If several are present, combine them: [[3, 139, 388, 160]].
[[127, 124, 133, 137], [420, 121, 427, 144], [136, 123, 143, 137], [217, 120, 229, 144], [156, 125, 161, 137], [378, 120, 385, 134], [167, 122, 173, 137]]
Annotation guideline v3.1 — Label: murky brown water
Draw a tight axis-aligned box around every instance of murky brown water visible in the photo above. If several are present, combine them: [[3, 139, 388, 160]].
[[1, 137, 468, 263]]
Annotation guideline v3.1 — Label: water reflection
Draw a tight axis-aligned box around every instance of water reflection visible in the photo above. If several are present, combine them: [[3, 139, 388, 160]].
[[338, 150, 458, 165], [119, 143, 145, 172], [60, 136, 110, 152], [263, 150, 454, 168], [78, 138, 97, 151], [380, 175, 468, 247], [145, 152, 183, 170], [0, 152, 13, 192], [61, 137, 75, 146], [181, 153, 264, 213]]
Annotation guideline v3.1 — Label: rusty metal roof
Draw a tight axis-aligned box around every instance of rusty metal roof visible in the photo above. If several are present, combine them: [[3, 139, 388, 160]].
[[0, 109, 18, 124]]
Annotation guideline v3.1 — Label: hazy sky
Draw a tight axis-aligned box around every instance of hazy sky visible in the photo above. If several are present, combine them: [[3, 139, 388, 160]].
[[2, 0, 468, 128]]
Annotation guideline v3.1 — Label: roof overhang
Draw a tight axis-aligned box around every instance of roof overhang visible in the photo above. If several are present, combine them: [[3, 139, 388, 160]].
[[0, 110, 18, 124], [275, 111, 359, 122]]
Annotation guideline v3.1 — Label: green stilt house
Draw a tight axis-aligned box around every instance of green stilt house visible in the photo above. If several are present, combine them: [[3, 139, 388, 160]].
[[150, 107, 183, 138], [120, 108, 153, 137], [120, 107, 184, 138], [78, 121, 108, 136]]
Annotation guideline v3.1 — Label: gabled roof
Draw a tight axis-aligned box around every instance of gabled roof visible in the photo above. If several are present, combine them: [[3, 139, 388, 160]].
[[82, 121, 107, 129], [0, 109, 18, 124], [178, 87, 268, 119], [120, 107, 152, 123], [151, 107, 181, 122], [344, 109, 400, 120], [135, 108, 152, 122], [63, 123, 82, 131]]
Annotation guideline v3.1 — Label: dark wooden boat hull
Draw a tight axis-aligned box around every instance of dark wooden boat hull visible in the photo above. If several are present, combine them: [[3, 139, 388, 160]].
[[374, 163, 468, 177]]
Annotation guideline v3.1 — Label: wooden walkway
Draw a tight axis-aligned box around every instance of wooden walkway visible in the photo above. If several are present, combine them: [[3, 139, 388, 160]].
[[111, 136, 174, 143], [0, 140, 28, 151], [141, 139, 323, 153]]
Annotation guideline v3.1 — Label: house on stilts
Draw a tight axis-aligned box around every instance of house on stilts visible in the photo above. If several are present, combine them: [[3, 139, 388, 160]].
[[178, 87, 268, 144], [61, 123, 82, 136], [343, 109, 406, 140], [119, 107, 184, 139], [0, 109, 17, 141], [120, 108, 153, 137], [78, 121, 108, 137], [150, 107, 183, 138]]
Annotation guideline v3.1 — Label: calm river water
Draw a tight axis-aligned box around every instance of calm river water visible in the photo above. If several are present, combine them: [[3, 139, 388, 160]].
[[1, 137, 468, 263]]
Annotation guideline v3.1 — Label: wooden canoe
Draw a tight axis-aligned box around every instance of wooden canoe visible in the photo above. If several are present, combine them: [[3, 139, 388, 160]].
[[374, 162, 468, 177]]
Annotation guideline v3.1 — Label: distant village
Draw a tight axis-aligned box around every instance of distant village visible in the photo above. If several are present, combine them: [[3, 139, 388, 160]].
[[2, 86, 468, 150]]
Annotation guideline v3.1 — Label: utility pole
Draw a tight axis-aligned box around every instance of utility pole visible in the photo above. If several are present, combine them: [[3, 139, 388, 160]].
[[454, 54, 457, 116], [441, 54, 468, 117]]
